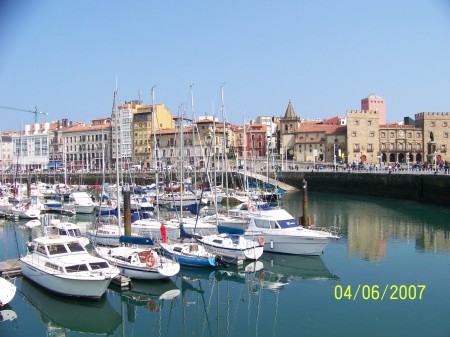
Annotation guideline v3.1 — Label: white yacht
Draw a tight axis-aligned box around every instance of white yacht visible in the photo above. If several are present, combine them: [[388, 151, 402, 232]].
[[220, 206, 339, 255], [19, 235, 120, 299]]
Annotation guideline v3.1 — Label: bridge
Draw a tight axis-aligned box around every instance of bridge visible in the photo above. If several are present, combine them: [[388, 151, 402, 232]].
[[236, 170, 299, 192]]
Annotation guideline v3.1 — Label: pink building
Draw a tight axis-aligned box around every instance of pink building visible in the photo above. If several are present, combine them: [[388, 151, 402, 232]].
[[361, 94, 386, 125]]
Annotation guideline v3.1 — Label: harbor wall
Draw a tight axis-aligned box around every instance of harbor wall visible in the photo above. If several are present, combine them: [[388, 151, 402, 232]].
[[277, 172, 450, 206]]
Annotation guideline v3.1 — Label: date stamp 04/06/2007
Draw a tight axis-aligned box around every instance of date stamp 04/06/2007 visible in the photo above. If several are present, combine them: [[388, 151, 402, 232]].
[[334, 284, 426, 301]]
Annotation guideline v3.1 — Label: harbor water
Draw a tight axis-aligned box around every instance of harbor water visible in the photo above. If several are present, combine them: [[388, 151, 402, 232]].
[[1, 191, 449, 337]]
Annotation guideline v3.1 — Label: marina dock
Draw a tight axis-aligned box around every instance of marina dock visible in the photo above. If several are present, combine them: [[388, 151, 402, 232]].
[[0, 258, 21, 277]]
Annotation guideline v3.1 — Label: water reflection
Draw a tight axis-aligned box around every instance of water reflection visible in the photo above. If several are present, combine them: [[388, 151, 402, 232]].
[[282, 191, 450, 261], [258, 253, 339, 290], [20, 278, 121, 336], [112, 278, 180, 310]]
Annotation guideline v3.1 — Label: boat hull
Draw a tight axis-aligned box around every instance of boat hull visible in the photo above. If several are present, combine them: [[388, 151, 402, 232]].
[[245, 232, 331, 255], [0, 277, 16, 306], [160, 243, 217, 268], [19, 259, 113, 299]]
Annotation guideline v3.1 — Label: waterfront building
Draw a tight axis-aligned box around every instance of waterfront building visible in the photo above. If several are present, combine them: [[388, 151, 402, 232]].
[[63, 118, 111, 172], [113, 101, 138, 166], [0, 133, 15, 171], [415, 112, 450, 164], [246, 124, 267, 158], [12, 123, 51, 172], [133, 103, 174, 170], [294, 124, 346, 164], [48, 119, 81, 170], [379, 123, 423, 164], [346, 110, 380, 165]]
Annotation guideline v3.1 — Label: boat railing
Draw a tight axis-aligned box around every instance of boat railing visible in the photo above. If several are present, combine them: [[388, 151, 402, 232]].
[[306, 225, 341, 237]]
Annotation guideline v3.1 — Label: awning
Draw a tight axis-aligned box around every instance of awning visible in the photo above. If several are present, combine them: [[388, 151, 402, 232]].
[[48, 161, 62, 168]]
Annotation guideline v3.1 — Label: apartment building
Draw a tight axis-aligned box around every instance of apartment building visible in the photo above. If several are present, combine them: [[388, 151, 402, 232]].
[[133, 103, 174, 169], [63, 119, 111, 171]]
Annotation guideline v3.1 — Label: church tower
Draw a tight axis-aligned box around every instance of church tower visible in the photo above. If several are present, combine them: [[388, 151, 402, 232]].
[[280, 100, 300, 160]]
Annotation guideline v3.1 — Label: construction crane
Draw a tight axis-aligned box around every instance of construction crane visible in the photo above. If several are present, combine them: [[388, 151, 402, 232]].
[[0, 105, 49, 123]]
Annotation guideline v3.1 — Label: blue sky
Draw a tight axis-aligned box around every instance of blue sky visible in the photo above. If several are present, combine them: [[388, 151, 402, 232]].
[[1, 0, 449, 131]]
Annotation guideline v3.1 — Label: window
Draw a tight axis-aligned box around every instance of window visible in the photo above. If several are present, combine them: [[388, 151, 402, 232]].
[[390, 132, 395, 138], [381, 132, 386, 138], [354, 120, 360, 125], [444, 132, 449, 138], [367, 144, 373, 152], [408, 132, 412, 138], [352, 131, 357, 137], [370, 132, 375, 137], [389, 143, 395, 151], [441, 144, 446, 152], [407, 143, 412, 151], [431, 122, 435, 127], [353, 143, 360, 152], [381, 143, 386, 150], [443, 122, 448, 127], [367, 120, 372, 126]]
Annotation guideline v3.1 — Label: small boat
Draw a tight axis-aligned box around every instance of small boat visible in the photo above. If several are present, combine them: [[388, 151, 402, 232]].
[[159, 242, 218, 268], [19, 235, 120, 299], [0, 277, 16, 306], [95, 246, 180, 280], [196, 233, 264, 261]]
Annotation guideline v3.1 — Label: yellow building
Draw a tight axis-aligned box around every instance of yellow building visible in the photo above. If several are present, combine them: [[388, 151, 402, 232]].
[[133, 104, 174, 169]]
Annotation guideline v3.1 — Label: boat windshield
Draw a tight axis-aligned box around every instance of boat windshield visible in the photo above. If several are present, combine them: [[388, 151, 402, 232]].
[[65, 264, 90, 273], [67, 242, 86, 253], [277, 219, 300, 229], [89, 261, 111, 270], [47, 244, 69, 255]]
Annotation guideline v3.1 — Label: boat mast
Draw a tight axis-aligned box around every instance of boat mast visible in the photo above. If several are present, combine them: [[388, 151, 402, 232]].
[[151, 86, 160, 221], [113, 89, 121, 227], [190, 83, 197, 204], [179, 104, 184, 224], [220, 84, 229, 213], [243, 117, 247, 193]]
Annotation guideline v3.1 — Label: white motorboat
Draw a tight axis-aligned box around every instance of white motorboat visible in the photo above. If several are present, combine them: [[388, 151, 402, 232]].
[[95, 246, 180, 280], [0, 277, 16, 306], [66, 192, 96, 214], [19, 235, 120, 299], [221, 206, 339, 255], [196, 233, 264, 261]]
